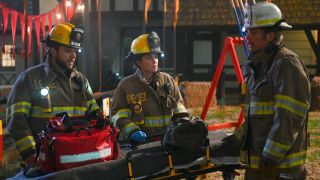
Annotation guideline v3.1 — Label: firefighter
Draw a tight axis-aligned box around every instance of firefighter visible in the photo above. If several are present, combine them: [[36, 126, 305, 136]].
[[111, 32, 188, 143], [213, 2, 310, 180], [6, 23, 99, 169]]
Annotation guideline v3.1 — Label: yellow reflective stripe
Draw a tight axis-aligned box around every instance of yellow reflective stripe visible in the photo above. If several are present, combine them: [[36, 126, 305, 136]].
[[249, 101, 274, 115], [144, 115, 171, 127], [87, 99, 99, 111], [111, 109, 132, 125], [15, 136, 36, 153], [255, 18, 281, 26], [31, 106, 87, 118], [278, 151, 307, 168], [7, 101, 32, 119], [264, 139, 290, 158], [135, 120, 145, 125], [275, 95, 309, 117], [123, 122, 140, 137], [33, 106, 87, 111], [7, 109, 30, 119], [11, 102, 32, 108], [173, 103, 187, 115], [246, 151, 306, 169], [249, 156, 260, 169]]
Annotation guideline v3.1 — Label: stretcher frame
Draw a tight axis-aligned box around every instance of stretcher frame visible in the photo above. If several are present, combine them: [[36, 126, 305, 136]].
[[125, 139, 245, 180]]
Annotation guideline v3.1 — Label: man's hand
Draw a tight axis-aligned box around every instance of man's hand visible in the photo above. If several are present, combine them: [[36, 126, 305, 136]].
[[25, 153, 39, 169], [130, 131, 147, 143]]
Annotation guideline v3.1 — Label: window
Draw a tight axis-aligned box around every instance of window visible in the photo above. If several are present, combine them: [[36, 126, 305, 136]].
[[115, 0, 133, 11], [193, 40, 212, 65], [101, 0, 110, 11], [138, 0, 153, 11], [1, 45, 16, 67]]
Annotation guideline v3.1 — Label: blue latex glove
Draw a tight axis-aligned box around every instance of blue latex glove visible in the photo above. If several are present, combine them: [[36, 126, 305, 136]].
[[130, 130, 147, 143]]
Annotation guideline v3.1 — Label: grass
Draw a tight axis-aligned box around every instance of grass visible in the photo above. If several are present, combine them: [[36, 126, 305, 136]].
[[192, 106, 320, 179], [1, 107, 320, 179], [306, 112, 320, 167]]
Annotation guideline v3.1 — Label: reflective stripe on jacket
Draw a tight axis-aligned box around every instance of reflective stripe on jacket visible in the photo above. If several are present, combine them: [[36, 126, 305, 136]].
[[240, 45, 310, 174], [111, 70, 188, 141], [6, 60, 99, 159]]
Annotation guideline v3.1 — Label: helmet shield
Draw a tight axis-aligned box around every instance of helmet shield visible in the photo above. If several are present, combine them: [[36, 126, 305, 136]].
[[148, 32, 162, 54], [70, 27, 84, 49]]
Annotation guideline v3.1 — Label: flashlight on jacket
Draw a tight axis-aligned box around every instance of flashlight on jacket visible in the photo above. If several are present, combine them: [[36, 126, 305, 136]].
[[40, 86, 52, 112], [41, 87, 49, 96]]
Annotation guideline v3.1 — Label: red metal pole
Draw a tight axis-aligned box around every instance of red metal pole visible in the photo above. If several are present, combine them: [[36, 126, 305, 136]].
[[208, 121, 238, 131], [200, 37, 233, 120], [236, 108, 245, 129], [230, 37, 245, 130], [230, 37, 244, 83], [203, 37, 246, 130]]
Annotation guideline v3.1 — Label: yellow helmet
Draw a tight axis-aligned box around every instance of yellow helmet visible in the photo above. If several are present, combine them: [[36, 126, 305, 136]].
[[125, 32, 163, 61], [41, 23, 84, 49]]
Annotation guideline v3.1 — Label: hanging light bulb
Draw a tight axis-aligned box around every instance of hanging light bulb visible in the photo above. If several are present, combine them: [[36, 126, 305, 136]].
[[57, 12, 61, 20], [66, 0, 72, 7], [77, 3, 85, 12], [27, 26, 30, 33]]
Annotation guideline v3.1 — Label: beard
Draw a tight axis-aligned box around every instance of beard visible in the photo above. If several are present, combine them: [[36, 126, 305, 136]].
[[56, 56, 74, 71]]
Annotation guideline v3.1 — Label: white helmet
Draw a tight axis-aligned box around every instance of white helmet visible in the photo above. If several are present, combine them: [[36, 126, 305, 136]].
[[244, 2, 292, 29]]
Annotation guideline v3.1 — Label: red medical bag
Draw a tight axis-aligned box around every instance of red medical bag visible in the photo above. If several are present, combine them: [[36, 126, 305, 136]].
[[38, 115, 119, 173]]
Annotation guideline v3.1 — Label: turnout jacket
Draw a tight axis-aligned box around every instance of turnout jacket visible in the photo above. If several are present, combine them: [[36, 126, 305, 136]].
[[238, 44, 311, 172], [6, 59, 99, 159], [111, 70, 188, 141]]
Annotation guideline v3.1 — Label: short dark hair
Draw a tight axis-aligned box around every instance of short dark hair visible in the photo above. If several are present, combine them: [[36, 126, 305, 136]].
[[261, 27, 283, 45], [132, 54, 144, 68], [46, 46, 59, 59]]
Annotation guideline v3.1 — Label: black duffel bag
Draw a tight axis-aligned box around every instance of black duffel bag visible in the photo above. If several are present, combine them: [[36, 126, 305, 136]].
[[162, 117, 208, 152]]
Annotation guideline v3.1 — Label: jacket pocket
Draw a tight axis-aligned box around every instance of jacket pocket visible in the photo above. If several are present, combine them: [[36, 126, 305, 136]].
[[166, 95, 177, 109]]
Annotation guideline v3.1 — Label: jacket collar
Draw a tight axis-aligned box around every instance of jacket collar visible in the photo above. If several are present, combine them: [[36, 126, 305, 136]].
[[134, 69, 160, 84], [44, 58, 58, 84], [248, 44, 281, 74]]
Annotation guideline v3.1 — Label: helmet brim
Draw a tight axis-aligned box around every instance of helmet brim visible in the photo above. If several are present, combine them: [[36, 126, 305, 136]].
[[124, 51, 164, 62], [278, 22, 292, 29], [41, 38, 82, 50], [245, 21, 292, 30], [124, 52, 136, 62]]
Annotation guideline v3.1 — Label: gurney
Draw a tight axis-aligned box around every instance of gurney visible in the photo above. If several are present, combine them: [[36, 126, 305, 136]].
[[10, 131, 243, 180], [9, 130, 243, 180]]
